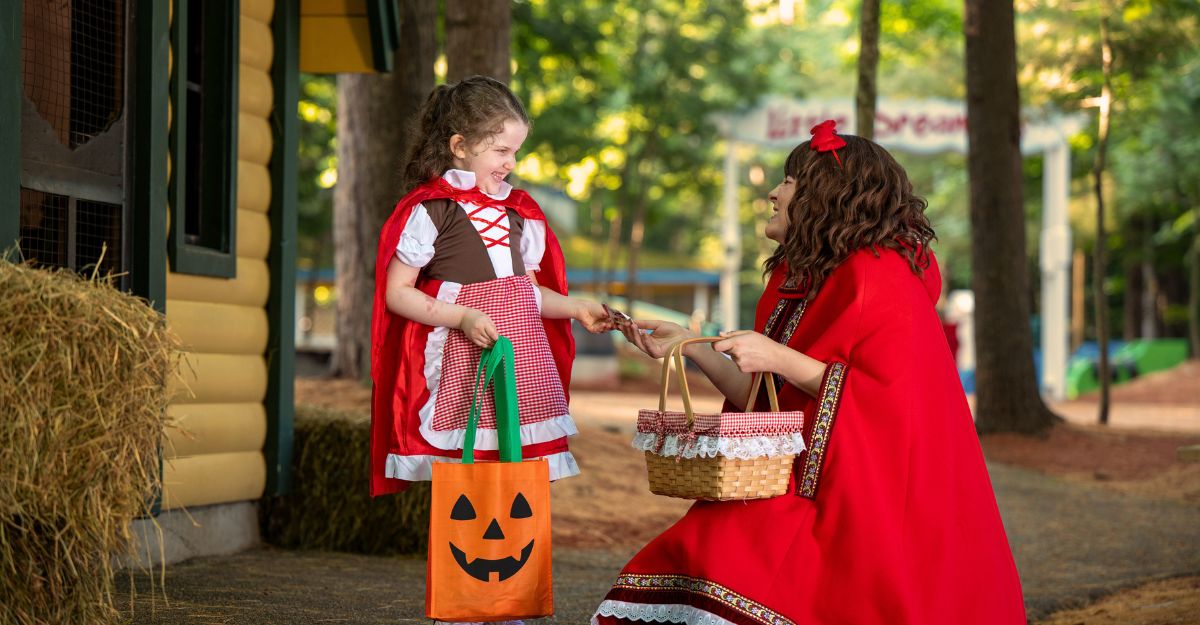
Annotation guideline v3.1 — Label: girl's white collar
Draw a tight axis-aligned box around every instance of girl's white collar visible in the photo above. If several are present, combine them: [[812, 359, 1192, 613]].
[[442, 169, 512, 201]]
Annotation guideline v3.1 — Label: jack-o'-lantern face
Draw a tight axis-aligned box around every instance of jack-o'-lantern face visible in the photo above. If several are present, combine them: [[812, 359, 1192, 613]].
[[447, 491, 535, 582]]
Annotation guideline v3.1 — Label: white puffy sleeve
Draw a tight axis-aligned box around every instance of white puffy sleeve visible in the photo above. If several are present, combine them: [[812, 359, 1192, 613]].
[[520, 219, 546, 272], [395, 203, 437, 267]]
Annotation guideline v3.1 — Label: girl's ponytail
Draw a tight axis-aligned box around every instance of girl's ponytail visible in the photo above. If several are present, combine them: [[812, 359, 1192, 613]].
[[400, 85, 453, 194], [397, 77, 531, 196]]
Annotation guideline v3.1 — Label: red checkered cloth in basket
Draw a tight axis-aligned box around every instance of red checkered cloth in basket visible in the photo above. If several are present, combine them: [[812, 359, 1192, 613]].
[[431, 275, 568, 430], [636, 408, 804, 438]]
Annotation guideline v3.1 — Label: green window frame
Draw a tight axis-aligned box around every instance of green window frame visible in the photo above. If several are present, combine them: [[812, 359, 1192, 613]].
[[0, 2, 20, 252], [169, 0, 240, 278]]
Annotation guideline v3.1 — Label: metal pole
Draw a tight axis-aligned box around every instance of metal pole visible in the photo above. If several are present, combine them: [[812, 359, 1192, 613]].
[[1039, 137, 1072, 400], [720, 140, 740, 332]]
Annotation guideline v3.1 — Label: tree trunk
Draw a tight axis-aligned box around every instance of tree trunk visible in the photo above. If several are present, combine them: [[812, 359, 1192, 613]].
[[855, 0, 880, 140], [590, 198, 603, 296], [603, 205, 623, 300], [331, 0, 437, 380], [1190, 211, 1200, 358], [1093, 14, 1113, 425], [964, 0, 1056, 434], [1123, 259, 1142, 340], [445, 0, 511, 82], [1071, 248, 1086, 353], [624, 193, 648, 320], [1140, 260, 1160, 338]]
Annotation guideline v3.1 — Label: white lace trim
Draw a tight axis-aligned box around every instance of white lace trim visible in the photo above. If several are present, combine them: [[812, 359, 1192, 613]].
[[422, 413, 579, 451], [592, 600, 736, 625], [385, 450, 580, 482], [419, 282, 463, 438], [631, 432, 806, 460]]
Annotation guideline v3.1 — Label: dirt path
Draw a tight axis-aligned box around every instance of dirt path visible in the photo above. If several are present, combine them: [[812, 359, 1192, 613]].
[[116, 454, 1200, 623], [116, 379, 1200, 624]]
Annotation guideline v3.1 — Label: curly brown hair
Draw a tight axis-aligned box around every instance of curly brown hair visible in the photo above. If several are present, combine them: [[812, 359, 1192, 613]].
[[764, 134, 935, 298], [399, 76, 531, 194]]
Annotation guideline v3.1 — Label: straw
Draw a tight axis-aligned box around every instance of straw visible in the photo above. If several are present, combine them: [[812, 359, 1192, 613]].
[[0, 259, 179, 625]]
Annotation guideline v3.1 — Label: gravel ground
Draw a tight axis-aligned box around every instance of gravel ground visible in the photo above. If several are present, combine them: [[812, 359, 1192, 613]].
[[117, 461, 1200, 624]]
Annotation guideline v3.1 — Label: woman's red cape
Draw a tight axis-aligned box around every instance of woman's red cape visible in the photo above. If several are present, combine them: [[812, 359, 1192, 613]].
[[596, 249, 1025, 624], [369, 181, 574, 497]]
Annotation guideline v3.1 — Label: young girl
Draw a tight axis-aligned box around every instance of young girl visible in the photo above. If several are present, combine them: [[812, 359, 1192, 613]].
[[369, 76, 610, 624], [598, 121, 1026, 624]]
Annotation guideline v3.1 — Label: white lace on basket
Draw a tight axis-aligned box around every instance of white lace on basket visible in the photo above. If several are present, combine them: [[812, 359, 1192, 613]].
[[631, 432, 806, 460], [593, 600, 736, 625]]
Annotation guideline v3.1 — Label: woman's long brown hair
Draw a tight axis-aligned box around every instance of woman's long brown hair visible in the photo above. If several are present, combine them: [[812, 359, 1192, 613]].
[[764, 134, 935, 298], [399, 76, 531, 195]]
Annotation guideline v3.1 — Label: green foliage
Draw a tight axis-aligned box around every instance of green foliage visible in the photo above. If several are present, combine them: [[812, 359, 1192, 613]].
[[297, 74, 338, 270], [288, 0, 1197, 331], [512, 0, 778, 270]]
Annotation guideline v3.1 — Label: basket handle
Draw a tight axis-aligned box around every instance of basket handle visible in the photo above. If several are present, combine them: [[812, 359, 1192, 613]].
[[658, 337, 780, 424]]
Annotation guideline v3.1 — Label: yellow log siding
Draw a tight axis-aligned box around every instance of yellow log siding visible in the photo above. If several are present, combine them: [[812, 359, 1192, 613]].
[[240, 18, 274, 72], [238, 209, 271, 259], [162, 452, 268, 509], [162, 4, 276, 510], [166, 301, 269, 354], [166, 403, 268, 458], [239, 114, 273, 166], [242, 0, 276, 24], [168, 258, 270, 307], [239, 64, 274, 118], [170, 353, 268, 405], [238, 160, 272, 213]]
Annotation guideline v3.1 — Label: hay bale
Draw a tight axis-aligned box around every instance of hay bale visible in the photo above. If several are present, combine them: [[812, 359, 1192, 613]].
[[0, 261, 179, 625], [262, 406, 430, 555]]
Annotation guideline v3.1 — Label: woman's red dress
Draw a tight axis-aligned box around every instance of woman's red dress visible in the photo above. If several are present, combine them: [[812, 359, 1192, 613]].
[[593, 249, 1025, 625]]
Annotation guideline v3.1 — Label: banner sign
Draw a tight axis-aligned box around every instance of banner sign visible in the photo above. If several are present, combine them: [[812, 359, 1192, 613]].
[[718, 97, 1084, 154]]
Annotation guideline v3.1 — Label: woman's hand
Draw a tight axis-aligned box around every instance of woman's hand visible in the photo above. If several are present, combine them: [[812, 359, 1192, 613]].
[[621, 319, 697, 359], [459, 309, 499, 348], [575, 300, 615, 334], [712, 330, 784, 374]]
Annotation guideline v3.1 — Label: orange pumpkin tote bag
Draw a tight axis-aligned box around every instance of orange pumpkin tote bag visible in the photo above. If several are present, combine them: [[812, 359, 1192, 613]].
[[426, 336, 554, 622]]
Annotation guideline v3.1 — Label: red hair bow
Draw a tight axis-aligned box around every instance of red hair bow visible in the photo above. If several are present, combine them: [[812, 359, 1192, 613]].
[[810, 119, 846, 168]]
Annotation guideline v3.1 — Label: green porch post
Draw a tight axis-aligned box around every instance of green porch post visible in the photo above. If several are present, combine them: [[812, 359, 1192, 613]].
[[266, 0, 299, 496]]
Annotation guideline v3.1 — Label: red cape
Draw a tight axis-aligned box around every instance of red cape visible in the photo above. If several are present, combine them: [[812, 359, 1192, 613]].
[[369, 180, 574, 497], [598, 249, 1024, 624]]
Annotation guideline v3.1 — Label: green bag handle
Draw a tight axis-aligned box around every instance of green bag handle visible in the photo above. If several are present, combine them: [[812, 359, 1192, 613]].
[[462, 336, 522, 464]]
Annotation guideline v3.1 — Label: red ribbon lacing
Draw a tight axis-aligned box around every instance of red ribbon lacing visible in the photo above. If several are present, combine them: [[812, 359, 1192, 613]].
[[432, 178, 512, 247]]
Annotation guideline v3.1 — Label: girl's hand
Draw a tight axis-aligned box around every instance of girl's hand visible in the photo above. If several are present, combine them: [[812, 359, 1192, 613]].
[[575, 300, 615, 333], [459, 309, 499, 348], [712, 330, 783, 374], [622, 319, 696, 359]]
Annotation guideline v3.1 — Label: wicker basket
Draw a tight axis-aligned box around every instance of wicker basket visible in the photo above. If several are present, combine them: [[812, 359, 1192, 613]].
[[636, 337, 805, 501], [644, 452, 795, 500]]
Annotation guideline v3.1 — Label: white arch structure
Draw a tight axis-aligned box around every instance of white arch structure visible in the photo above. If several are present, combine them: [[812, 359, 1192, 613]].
[[715, 97, 1085, 400]]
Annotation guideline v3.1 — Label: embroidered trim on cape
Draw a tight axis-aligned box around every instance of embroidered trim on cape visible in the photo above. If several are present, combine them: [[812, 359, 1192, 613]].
[[764, 300, 807, 392], [778, 300, 807, 346], [762, 299, 789, 337], [798, 362, 847, 499], [609, 574, 795, 625]]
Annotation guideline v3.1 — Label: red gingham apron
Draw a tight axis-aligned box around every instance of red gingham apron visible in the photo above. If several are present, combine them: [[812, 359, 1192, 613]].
[[431, 274, 568, 432]]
